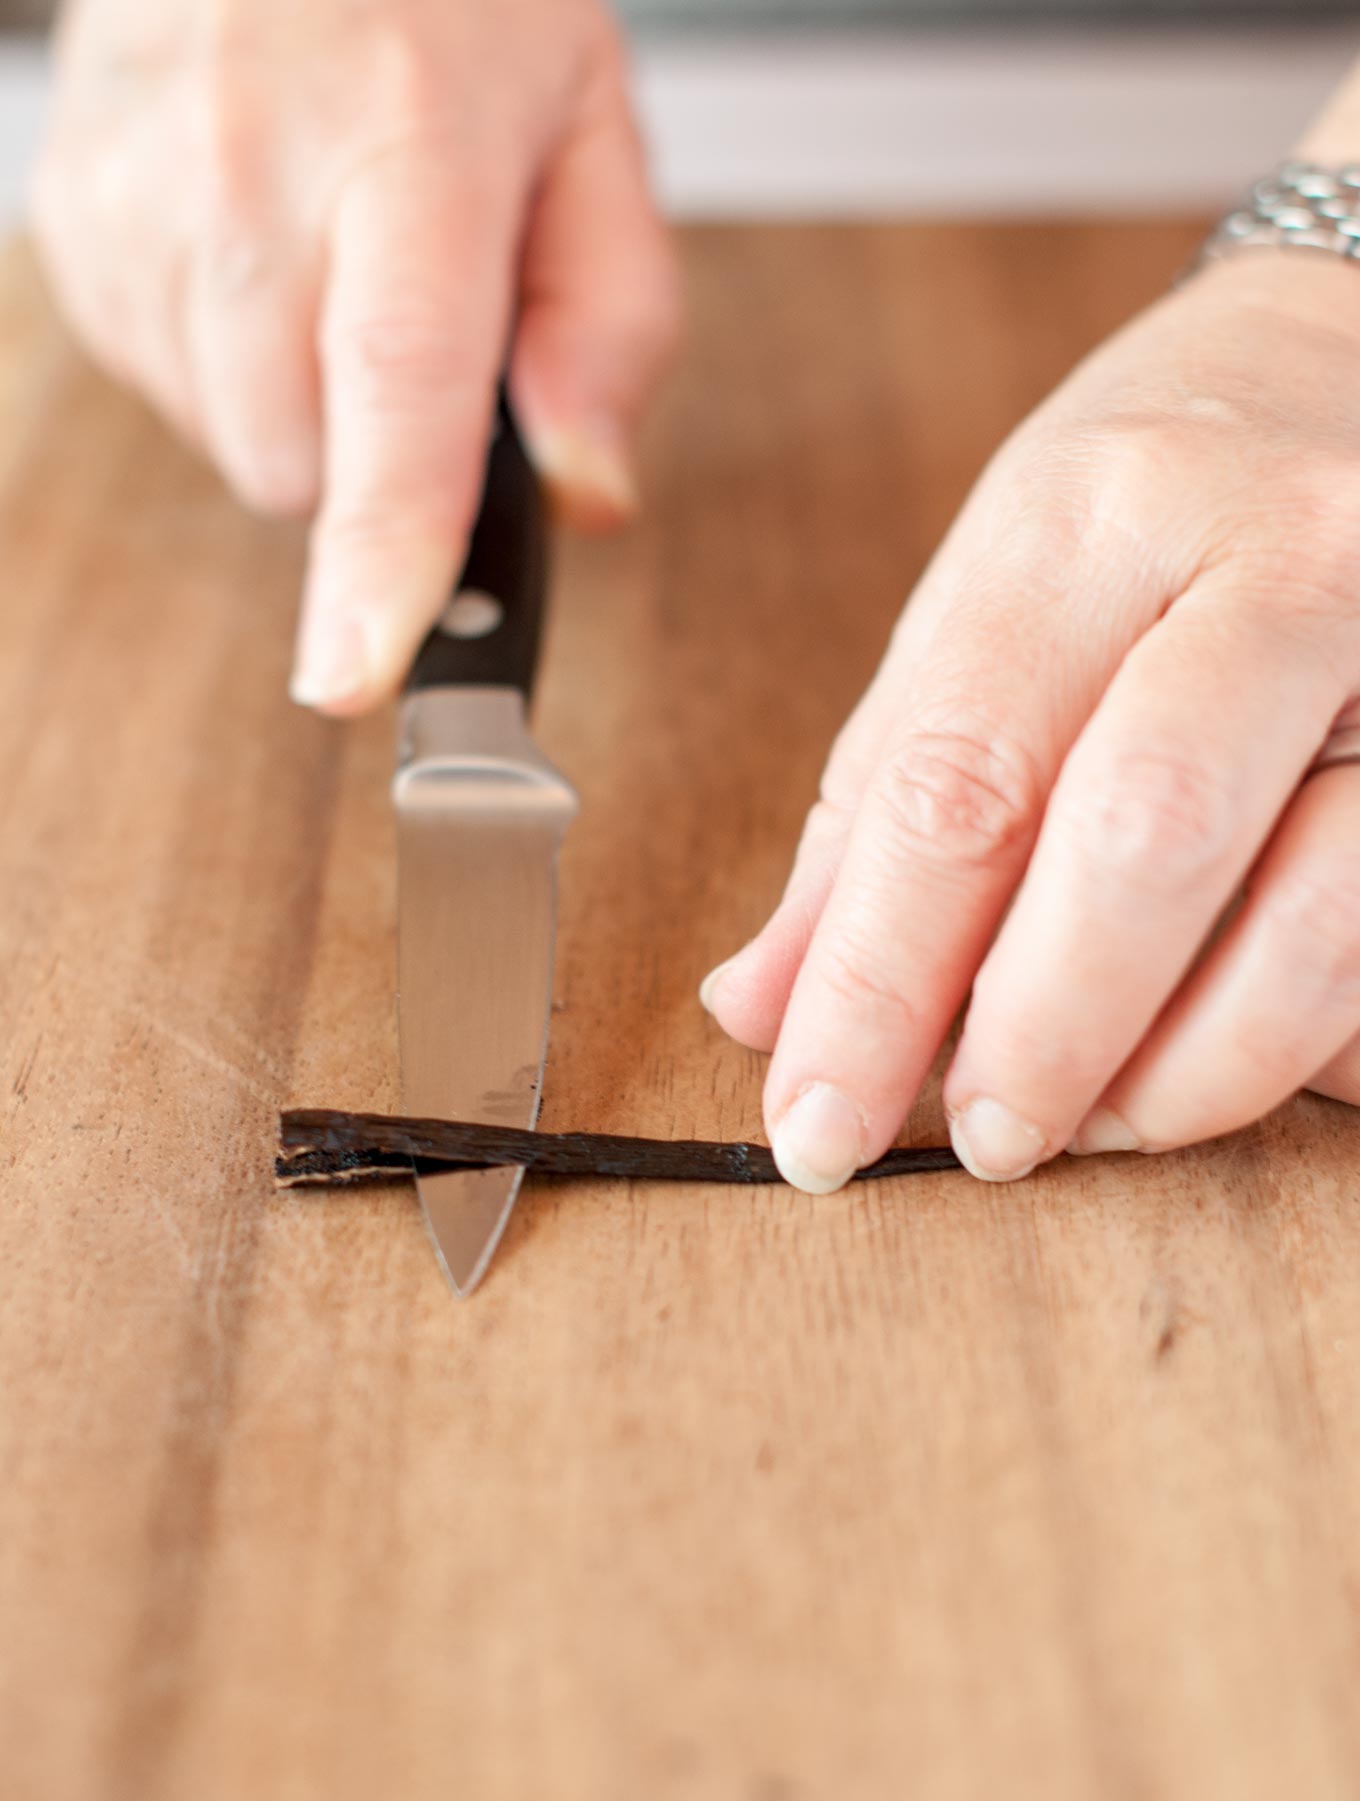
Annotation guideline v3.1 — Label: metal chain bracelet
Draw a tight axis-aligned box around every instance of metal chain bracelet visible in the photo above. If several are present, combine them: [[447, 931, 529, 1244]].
[[1193, 161, 1360, 274]]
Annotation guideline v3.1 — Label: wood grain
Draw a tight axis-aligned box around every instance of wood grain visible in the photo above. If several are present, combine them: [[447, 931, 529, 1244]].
[[4, 222, 1360, 1801]]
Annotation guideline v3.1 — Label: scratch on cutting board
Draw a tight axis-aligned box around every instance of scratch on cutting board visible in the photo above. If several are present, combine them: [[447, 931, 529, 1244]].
[[50, 946, 291, 1088], [139, 1181, 198, 1281], [10, 1031, 40, 1101], [134, 1009, 275, 1107], [133, 967, 290, 1086], [1141, 1275, 1205, 1364], [196, 1007, 289, 1088]]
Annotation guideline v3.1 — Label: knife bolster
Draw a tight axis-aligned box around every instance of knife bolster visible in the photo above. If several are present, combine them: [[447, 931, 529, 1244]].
[[394, 689, 579, 826]]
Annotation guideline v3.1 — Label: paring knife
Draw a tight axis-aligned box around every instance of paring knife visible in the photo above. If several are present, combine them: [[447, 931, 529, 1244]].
[[393, 399, 578, 1296]]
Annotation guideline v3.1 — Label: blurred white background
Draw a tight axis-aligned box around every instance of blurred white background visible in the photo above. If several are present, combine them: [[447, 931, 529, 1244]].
[[0, 25, 1355, 231], [0, 37, 43, 229]]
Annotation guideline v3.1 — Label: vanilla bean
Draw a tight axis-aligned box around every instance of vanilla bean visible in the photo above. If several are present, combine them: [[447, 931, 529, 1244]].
[[276, 1108, 962, 1188]]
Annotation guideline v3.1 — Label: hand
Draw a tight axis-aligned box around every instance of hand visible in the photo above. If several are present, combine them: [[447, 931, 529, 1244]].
[[32, 0, 680, 712], [703, 252, 1360, 1189]]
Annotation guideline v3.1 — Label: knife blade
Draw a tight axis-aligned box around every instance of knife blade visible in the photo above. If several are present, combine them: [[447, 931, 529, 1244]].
[[394, 399, 577, 1296]]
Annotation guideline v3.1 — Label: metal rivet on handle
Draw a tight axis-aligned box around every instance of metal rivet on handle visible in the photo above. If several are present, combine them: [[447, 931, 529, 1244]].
[[439, 591, 504, 639]]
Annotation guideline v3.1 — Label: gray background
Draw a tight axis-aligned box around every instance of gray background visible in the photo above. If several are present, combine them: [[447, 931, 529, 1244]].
[[620, 0, 1359, 18]]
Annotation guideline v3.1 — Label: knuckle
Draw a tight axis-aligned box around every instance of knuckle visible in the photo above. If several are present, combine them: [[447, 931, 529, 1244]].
[[1086, 417, 1177, 501], [196, 223, 276, 305], [1055, 741, 1237, 894], [317, 495, 458, 558], [815, 933, 916, 1028], [1282, 461, 1360, 534], [1257, 469, 1360, 605], [1017, 415, 1174, 531], [870, 719, 1039, 873], [800, 794, 854, 851], [1263, 857, 1360, 1003], [325, 313, 481, 409], [316, 506, 410, 558], [1020, 407, 1243, 561], [1074, 416, 1203, 546]]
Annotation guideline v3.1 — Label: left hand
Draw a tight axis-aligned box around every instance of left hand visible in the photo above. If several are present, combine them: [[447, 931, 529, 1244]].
[[702, 250, 1360, 1190]]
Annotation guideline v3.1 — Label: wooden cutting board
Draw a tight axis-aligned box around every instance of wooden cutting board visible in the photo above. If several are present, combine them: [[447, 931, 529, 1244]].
[[4, 222, 1360, 1801]]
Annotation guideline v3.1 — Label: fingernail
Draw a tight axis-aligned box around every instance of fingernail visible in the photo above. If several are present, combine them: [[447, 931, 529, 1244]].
[[698, 957, 736, 1014], [289, 610, 373, 711], [771, 1083, 865, 1194], [949, 1098, 1046, 1182], [1068, 1107, 1142, 1156], [529, 421, 637, 527]]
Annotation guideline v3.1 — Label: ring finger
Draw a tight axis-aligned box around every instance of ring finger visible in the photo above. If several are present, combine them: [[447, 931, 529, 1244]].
[[1074, 732, 1360, 1150]]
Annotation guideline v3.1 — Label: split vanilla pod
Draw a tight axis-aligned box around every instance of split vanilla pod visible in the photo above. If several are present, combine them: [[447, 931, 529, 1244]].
[[277, 1109, 963, 1189]]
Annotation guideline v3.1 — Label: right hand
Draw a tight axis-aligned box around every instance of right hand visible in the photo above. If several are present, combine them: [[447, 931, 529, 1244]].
[[32, 0, 680, 712]]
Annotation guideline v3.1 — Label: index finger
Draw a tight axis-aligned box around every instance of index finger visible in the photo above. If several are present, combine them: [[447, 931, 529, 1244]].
[[291, 148, 522, 713]]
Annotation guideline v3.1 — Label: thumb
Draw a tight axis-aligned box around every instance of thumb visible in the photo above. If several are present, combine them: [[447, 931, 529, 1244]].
[[511, 65, 681, 530]]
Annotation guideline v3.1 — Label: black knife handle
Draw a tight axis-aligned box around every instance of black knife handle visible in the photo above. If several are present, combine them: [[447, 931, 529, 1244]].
[[403, 395, 548, 698]]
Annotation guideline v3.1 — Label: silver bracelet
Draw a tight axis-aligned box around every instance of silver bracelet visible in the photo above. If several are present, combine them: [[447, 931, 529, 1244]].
[[1195, 161, 1360, 272]]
